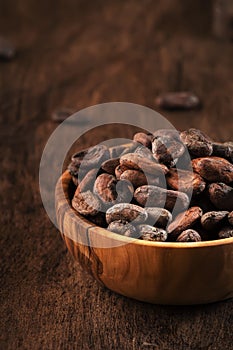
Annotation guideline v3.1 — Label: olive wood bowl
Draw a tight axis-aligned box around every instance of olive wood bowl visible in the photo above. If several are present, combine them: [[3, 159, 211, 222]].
[[55, 170, 233, 305]]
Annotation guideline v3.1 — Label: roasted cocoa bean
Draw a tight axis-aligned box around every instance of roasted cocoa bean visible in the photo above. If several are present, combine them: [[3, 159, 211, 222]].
[[76, 168, 98, 193], [152, 135, 185, 166], [115, 164, 130, 179], [72, 190, 102, 216], [176, 229, 201, 242], [218, 226, 233, 239], [180, 128, 213, 157], [134, 185, 190, 212], [208, 182, 233, 211], [192, 157, 233, 184], [101, 158, 120, 175], [114, 180, 134, 204], [93, 174, 117, 204], [107, 221, 137, 237], [212, 142, 233, 162], [120, 169, 160, 188], [201, 211, 229, 231], [153, 129, 181, 141], [144, 207, 172, 228], [228, 211, 233, 225], [167, 207, 203, 240], [106, 203, 148, 224], [155, 92, 200, 110], [133, 132, 153, 148], [137, 225, 167, 242], [71, 145, 110, 170], [166, 168, 206, 196], [120, 153, 168, 175]]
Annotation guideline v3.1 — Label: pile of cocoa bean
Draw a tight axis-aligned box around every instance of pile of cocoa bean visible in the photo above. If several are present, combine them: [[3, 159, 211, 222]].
[[68, 128, 233, 242]]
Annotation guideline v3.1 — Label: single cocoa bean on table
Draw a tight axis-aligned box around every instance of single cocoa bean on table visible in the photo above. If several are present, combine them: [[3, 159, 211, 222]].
[[176, 229, 202, 242], [192, 157, 233, 184], [137, 224, 167, 242], [208, 182, 233, 211], [180, 128, 213, 157], [201, 211, 229, 231], [155, 92, 200, 110], [106, 203, 148, 225], [166, 168, 206, 196]]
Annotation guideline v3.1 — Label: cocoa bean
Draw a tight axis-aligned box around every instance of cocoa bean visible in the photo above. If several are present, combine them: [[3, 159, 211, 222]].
[[72, 190, 102, 216], [166, 168, 206, 196], [133, 132, 153, 148], [137, 225, 167, 242], [152, 135, 185, 166], [101, 158, 120, 175], [71, 145, 110, 170], [212, 142, 233, 162], [115, 164, 130, 179], [180, 128, 213, 157], [201, 211, 229, 231], [134, 185, 190, 212], [153, 129, 181, 141], [120, 153, 168, 175], [167, 207, 203, 240], [155, 92, 200, 110], [176, 229, 201, 242], [134, 146, 155, 161], [192, 157, 233, 184], [218, 226, 233, 239], [144, 207, 172, 228], [114, 180, 134, 204], [208, 182, 233, 211], [106, 203, 148, 224], [93, 174, 117, 204], [76, 168, 98, 193], [107, 221, 137, 237], [120, 169, 160, 188]]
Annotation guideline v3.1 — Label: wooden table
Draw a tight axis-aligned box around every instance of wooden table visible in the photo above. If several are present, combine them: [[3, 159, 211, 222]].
[[0, 1, 232, 349]]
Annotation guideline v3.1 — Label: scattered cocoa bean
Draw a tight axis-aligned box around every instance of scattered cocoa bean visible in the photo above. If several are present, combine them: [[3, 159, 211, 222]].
[[107, 221, 137, 237], [218, 226, 233, 239], [120, 153, 168, 175], [144, 207, 172, 228], [134, 185, 190, 212], [155, 92, 200, 110], [208, 182, 233, 211], [201, 211, 229, 231], [101, 158, 120, 175], [176, 229, 202, 242], [167, 207, 203, 240], [106, 203, 148, 225], [72, 190, 102, 216], [192, 157, 233, 184], [166, 168, 206, 196], [137, 225, 167, 242], [180, 128, 213, 157], [133, 132, 153, 148]]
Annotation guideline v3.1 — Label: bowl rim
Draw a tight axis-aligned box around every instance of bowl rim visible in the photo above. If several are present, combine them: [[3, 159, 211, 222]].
[[57, 170, 233, 250]]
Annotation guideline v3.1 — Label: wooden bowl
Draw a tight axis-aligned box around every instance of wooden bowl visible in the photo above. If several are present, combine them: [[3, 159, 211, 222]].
[[55, 170, 233, 305]]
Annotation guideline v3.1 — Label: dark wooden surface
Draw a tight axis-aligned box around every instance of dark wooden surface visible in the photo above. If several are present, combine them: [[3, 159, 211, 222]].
[[0, 1, 233, 349]]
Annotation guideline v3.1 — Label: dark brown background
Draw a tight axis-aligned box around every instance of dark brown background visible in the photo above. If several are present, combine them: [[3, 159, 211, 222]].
[[0, 0, 233, 349]]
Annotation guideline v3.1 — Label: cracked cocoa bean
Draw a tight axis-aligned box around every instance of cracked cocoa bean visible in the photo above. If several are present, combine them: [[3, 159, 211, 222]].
[[218, 226, 233, 239], [180, 128, 213, 157], [176, 229, 201, 242], [101, 158, 120, 175], [166, 168, 206, 196], [137, 225, 167, 241], [134, 185, 190, 212], [133, 132, 153, 148], [152, 135, 185, 166], [192, 157, 233, 184], [106, 203, 148, 224], [167, 207, 203, 240], [144, 207, 172, 228], [208, 182, 233, 211], [120, 153, 168, 175], [72, 190, 102, 216], [201, 211, 229, 231], [107, 221, 137, 237]]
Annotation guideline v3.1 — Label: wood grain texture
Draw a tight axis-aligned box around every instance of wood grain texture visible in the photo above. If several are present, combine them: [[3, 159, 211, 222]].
[[0, 0, 233, 349]]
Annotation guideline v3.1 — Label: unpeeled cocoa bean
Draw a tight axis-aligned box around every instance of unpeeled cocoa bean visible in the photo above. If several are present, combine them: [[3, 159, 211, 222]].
[[120, 169, 160, 188], [120, 153, 168, 175], [218, 226, 233, 239], [228, 211, 233, 225], [134, 185, 190, 212], [192, 157, 233, 184], [101, 158, 120, 175], [133, 132, 153, 148], [106, 203, 148, 224], [137, 225, 167, 242], [107, 221, 137, 237], [208, 182, 233, 211], [166, 168, 206, 196], [180, 128, 213, 157], [72, 190, 102, 216], [94, 174, 117, 204], [144, 207, 172, 228], [201, 211, 229, 231], [152, 135, 185, 166], [176, 229, 201, 242], [167, 207, 203, 240]]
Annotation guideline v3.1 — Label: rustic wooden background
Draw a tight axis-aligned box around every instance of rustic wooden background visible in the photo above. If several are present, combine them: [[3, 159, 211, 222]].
[[0, 0, 233, 349]]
